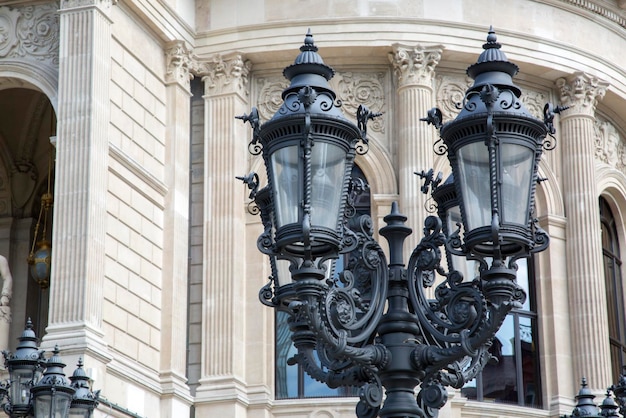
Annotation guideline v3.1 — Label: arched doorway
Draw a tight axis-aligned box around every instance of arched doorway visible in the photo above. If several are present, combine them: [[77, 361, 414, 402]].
[[0, 86, 55, 348]]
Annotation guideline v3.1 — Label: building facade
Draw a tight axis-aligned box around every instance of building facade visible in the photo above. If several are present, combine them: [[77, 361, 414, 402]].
[[0, 0, 625, 417]]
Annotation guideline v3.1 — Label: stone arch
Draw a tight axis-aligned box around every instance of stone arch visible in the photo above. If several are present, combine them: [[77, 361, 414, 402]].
[[0, 66, 58, 113], [536, 159, 565, 219], [597, 165, 626, 259]]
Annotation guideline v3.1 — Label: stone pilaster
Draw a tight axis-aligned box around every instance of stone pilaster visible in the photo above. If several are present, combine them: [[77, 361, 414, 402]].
[[389, 44, 443, 250], [46, 0, 112, 357], [159, 40, 194, 416], [194, 53, 251, 414], [556, 71, 611, 390]]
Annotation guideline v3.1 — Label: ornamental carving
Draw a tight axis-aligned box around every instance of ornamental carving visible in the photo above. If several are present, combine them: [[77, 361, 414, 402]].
[[594, 118, 626, 172], [556, 72, 609, 115], [332, 72, 386, 134], [435, 74, 472, 121], [165, 40, 194, 89], [60, 0, 115, 9], [0, 2, 59, 67], [256, 77, 288, 121], [389, 44, 443, 87], [521, 89, 549, 119], [198, 53, 252, 97]]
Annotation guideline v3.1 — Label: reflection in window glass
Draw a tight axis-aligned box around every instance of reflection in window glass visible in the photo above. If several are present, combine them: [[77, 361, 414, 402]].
[[461, 258, 541, 408]]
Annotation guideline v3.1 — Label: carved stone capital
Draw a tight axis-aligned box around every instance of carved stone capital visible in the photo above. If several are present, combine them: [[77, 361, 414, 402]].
[[165, 40, 194, 89], [389, 44, 443, 88], [556, 72, 609, 116], [0, 2, 59, 67], [197, 53, 251, 97], [60, 0, 116, 10]]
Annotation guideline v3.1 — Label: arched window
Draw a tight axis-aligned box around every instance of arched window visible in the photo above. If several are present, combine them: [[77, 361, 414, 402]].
[[275, 165, 369, 399], [461, 257, 542, 407], [600, 196, 626, 381]]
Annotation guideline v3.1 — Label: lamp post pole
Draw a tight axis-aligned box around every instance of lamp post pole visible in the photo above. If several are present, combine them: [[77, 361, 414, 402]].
[[239, 28, 560, 418]]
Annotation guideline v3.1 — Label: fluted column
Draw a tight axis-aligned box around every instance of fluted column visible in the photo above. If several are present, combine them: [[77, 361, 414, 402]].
[[557, 72, 611, 390], [195, 53, 251, 415], [159, 40, 194, 416], [389, 44, 442, 250], [47, 0, 112, 354]]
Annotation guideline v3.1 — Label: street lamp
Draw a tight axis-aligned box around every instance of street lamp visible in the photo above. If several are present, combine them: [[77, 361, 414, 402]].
[[0, 321, 98, 418], [239, 28, 559, 418], [562, 378, 621, 417]]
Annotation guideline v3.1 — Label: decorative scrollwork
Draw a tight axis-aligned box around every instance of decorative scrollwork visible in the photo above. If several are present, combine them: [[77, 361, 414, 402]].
[[258, 276, 276, 307], [433, 137, 447, 156], [323, 214, 388, 345], [236, 108, 262, 155]]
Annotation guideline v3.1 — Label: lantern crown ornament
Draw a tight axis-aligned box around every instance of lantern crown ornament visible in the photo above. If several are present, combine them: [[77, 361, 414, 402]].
[[239, 29, 560, 418]]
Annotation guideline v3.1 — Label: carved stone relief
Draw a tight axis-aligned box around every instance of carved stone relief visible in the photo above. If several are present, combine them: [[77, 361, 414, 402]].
[[0, 2, 59, 68], [595, 118, 626, 172], [197, 53, 252, 97]]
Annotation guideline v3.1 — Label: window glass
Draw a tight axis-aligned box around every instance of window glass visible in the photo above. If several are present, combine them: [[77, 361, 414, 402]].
[[599, 197, 626, 381], [461, 258, 541, 407]]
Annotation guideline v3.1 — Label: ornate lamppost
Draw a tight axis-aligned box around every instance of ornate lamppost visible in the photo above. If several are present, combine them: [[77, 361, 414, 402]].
[[239, 28, 561, 418], [0, 321, 98, 418]]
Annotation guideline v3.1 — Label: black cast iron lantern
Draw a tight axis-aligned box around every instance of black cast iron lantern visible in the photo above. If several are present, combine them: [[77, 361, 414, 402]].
[[241, 30, 363, 262], [2, 320, 44, 417], [240, 28, 559, 418], [438, 28, 547, 262], [30, 347, 75, 418], [67, 359, 98, 418]]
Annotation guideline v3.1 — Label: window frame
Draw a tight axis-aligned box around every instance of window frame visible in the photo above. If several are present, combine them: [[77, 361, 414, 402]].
[[600, 196, 626, 382]]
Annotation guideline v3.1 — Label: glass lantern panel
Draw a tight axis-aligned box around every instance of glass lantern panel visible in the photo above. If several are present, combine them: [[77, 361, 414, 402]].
[[500, 143, 533, 225], [271, 145, 300, 228], [9, 369, 35, 406], [456, 142, 491, 231], [34, 393, 72, 418], [310, 142, 346, 230], [68, 406, 91, 418]]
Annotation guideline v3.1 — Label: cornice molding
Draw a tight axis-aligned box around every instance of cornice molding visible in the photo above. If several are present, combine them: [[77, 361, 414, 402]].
[[557, 0, 626, 28]]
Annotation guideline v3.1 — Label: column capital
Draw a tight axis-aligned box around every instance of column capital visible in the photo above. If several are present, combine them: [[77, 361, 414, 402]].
[[389, 44, 443, 88], [165, 40, 194, 90], [556, 72, 609, 116], [60, 0, 116, 11], [197, 53, 251, 98]]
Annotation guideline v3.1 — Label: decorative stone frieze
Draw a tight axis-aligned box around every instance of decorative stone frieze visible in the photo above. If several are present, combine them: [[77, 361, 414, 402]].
[[334, 71, 386, 134], [60, 0, 115, 9], [435, 74, 472, 121], [166, 40, 194, 89], [595, 119, 625, 170], [255, 76, 288, 121], [556, 72, 609, 116], [389, 44, 443, 88], [0, 2, 59, 67], [197, 53, 251, 98]]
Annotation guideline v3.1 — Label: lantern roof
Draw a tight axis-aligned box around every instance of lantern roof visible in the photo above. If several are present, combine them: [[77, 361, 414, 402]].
[[466, 27, 521, 97], [282, 29, 335, 95]]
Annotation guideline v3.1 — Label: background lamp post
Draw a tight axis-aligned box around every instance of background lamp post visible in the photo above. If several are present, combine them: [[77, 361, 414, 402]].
[[239, 29, 560, 418], [0, 322, 98, 418]]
